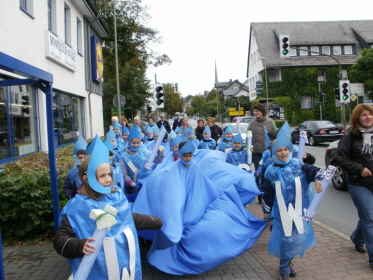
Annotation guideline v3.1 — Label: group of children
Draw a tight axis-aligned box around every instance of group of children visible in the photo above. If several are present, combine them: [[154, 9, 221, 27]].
[[56, 117, 325, 280]]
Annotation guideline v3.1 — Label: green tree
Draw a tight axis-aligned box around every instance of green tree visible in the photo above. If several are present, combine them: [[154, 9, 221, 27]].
[[350, 48, 373, 99], [93, 1, 171, 128], [162, 83, 183, 116]]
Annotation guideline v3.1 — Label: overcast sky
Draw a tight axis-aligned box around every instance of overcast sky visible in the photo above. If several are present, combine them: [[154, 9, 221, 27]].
[[142, 0, 372, 97]]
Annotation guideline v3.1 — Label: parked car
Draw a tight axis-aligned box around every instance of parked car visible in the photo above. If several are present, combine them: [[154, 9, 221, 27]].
[[324, 140, 347, 191], [232, 116, 256, 124], [188, 119, 198, 130], [221, 123, 249, 143], [291, 120, 344, 146]]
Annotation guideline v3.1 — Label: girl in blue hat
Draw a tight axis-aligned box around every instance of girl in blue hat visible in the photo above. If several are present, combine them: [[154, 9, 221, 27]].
[[215, 124, 233, 153], [261, 130, 323, 280], [226, 133, 251, 170], [198, 126, 216, 150]]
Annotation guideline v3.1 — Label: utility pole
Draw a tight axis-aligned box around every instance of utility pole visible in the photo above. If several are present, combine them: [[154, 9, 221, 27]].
[[113, 0, 121, 123]]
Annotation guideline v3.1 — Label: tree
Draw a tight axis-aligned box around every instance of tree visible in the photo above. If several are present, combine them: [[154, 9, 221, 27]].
[[350, 48, 373, 99], [163, 83, 183, 116], [92, 1, 171, 127]]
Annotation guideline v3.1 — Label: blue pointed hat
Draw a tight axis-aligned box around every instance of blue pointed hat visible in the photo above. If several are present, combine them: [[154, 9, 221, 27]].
[[224, 124, 233, 135], [187, 128, 194, 136], [203, 126, 211, 135], [86, 134, 101, 156], [87, 138, 112, 194], [170, 135, 182, 147], [178, 140, 196, 156], [153, 125, 160, 135], [112, 121, 120, 134], [278, 121, 291, 139], [128, 127, 141, 142], [168, 130, 177, 143], [104, 133, 114, 152], [264, 126, 271, 148], [175, 126, 183, 134], [145, 125, 153, 135], [231, 133, 243, 144], [271, 129, 293, 164], [122, 125, 129, 134], [73, 136, 88, 165], [181, 134, 187, 141], [106, 129, 116, 140]]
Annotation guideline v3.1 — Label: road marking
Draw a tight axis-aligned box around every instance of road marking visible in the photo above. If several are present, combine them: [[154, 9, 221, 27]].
[[313, 219, 350, 241]]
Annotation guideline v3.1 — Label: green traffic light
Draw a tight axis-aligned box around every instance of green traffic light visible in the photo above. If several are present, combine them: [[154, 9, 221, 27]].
[[343, 95, 349, 100], [283, 50, 289, 55]]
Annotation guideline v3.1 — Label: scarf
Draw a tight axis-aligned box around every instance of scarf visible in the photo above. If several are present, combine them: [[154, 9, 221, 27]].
[[359, 126, 373, 158]]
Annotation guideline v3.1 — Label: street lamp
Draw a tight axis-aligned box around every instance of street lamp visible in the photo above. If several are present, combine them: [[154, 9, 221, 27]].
[[259, 57, 269, 110]]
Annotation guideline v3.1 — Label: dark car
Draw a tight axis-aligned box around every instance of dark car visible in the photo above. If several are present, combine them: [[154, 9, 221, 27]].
[[291, 120, 344, 146], [324, 140, 347, 191]]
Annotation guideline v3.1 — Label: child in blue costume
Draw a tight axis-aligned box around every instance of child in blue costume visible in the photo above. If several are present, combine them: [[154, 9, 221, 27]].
[[216, 124, 233, 153], [119, 127, 163, 195], [118, 125, 129, 151], [112, 121, 122, 144], [261, 130, 323, 280], [198, 126, 216, 150], [63, 136, 87, 199], [175, 126, 183, 137], [54, 138, 142, 280], [132, 140, 266, 275], [187, 128, 199, 149], [226, 133, 251, 171]]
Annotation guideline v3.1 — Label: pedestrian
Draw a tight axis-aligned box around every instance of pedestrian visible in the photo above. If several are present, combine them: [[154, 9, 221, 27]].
[[172, 112, 183, 130], [336, 103, 373, 268], [206, 117, 223, 142], [63, 136, 87, 199], [181, 117, 191, 138], [226, 133, 250, 168], [157, 113, 171, 133], [216, 124, 233, 153], [198, 126, 216, 150], [195, 119, 205, 140], [247, 104, 277, 172], [121, 117, 130, 129], [261, 130, 323, 280]]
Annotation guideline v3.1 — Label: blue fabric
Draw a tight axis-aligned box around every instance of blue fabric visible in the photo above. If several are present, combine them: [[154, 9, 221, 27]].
[[265, 158, 316, 259], [132, 160, 266, 275], [68, 165, 82, 190], [60, 187, 141, 280], [226, 148, 248, 166], [73, 136, 88, 165], [199, 139, 216, 150], [120, 148, 152, 180], [216, 140, 233, 152], [112, 163, 124, 190], [279, 258, 291, 276], [347, 183, 373, 264]]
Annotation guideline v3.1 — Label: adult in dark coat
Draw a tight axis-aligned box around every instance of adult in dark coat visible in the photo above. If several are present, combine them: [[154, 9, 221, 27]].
[[195, 119, 205, 141], [172, 112, 183, 130], [157, 114, 171, 133], [206, 117, 223, 142]]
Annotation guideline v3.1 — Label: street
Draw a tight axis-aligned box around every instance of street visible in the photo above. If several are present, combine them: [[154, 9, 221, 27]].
[[303, 144, 358, 237]]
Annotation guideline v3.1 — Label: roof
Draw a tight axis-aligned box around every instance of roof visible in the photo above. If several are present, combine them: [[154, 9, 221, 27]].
[[249, 20, 373, 69]]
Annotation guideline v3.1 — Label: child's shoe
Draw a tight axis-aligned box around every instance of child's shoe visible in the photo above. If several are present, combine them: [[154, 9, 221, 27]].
[[289, 261, 296, 277]]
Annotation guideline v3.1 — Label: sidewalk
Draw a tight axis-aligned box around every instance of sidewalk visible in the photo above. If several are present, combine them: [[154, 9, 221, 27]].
[[3, 202, 372, 280]]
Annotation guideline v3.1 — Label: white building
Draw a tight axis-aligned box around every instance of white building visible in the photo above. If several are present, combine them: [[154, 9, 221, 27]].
[[0, 0, 108, 163]]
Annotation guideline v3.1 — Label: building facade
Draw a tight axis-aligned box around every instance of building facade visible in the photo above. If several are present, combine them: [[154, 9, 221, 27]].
[[0, 0, 109, 163]]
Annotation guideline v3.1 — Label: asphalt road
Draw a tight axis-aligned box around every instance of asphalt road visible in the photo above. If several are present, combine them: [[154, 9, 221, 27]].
[[303, 144, 358, 237]]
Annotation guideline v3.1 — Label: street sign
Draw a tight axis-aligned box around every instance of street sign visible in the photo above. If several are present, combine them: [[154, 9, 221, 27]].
[[113, 95, 126, 108], [350, 94, 357, 102]]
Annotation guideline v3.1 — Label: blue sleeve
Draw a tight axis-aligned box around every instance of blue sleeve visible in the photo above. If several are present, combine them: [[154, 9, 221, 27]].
[[261, 178, 274, 214]]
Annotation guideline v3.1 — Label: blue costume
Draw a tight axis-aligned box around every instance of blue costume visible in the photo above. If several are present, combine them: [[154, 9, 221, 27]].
[[198, 126, 216, 150], [226, 134, 250, 167], [262, 130, 322, 276], [216, 124, 233, 152], [132, 141, 266, 275], [59, 138, 141, 280]]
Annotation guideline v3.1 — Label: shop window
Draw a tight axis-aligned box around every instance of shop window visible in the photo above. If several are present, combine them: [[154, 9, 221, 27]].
[[20, 0, 34, 18], [0, 84, 38, 162], [53, 91, 83, 146], [301, 96, 313, 110]]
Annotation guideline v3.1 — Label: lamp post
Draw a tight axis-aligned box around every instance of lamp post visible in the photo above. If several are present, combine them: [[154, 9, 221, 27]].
[[259, 57, 269, 110], [113, 0, 121, 123]]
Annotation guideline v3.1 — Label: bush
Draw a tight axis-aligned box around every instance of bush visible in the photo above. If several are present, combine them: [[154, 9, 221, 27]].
[[0, 145, 75, 241], [274, 120, 286, 129]]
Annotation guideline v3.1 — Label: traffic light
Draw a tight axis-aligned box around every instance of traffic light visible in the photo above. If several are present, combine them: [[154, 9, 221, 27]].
[[279, 35, 290, 58], [21, 95, 30, 114], [154, 84, 165, 108], [146, 98, 154, 113], [339, 80, 350, 104], [334, 88, 340, 101]]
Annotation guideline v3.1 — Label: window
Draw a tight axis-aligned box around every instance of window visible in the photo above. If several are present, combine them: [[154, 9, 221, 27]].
[[333, 46, 342, 55], [0, 83, 38, 162], [48, 0, 57, 33], [251, 55, 253, 65], [301, 96, 313, 110], [311, 46, 319, 55], [20, 0, 34, 17], [299, 47, 308, 56], [77, 17, 82, 54], [322, 46, 330, 55], [64, 3, 71, 45], [344, 45, 353, 55], [289, 48, 296, 57]]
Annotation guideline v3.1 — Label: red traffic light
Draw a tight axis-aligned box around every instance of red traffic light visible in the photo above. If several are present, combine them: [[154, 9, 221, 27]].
[[156, 86, 163, 93]]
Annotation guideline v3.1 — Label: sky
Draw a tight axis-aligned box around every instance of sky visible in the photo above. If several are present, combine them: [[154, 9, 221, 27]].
[[142, 0, 372, 97]]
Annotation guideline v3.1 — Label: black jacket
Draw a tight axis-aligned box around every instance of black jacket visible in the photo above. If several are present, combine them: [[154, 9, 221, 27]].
[[336, 131, 373, 189], [172, 118, 183, 130], [54, 213, 163, 258], [210, 125, 223, 142], [195, 126, 205, 140], [157, 120, 171, 133]]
